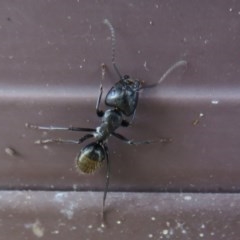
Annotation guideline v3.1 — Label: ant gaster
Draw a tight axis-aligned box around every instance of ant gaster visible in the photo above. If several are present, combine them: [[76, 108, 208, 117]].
[[26, 19, 187, 219]]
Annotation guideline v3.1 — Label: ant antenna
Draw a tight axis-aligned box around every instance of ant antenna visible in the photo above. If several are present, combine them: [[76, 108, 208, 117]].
[[103, 19, 123, 79], [142, 60, 188, 89]]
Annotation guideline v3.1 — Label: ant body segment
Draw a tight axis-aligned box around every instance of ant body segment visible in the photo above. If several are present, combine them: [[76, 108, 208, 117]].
[[26, 19, 187, 219]]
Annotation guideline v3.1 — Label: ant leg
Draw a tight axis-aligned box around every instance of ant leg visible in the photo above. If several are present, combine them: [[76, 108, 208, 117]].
[[121, 120, 130, 127], [141, 60, 187, 89], [35, 133, 94, 145], [102, 144, 110, 220], [112, 132, 157, 145], [121, 110, 136, 127], [129, 109, 137, 125], [112, 132, 172, 145], [96, 64, 105, 117], [26, 123, 95, 132]]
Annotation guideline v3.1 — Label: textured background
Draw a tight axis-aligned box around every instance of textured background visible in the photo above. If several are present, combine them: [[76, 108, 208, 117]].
[[0, 0, 239, 239]]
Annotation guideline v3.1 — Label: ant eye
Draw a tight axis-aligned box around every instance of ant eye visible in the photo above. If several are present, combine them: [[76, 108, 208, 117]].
[[123, 75, 129, 79]]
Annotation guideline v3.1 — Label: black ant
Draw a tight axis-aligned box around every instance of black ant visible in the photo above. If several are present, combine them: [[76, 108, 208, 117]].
[[103, 19, 187, 122], [26, 19, 187, 219]]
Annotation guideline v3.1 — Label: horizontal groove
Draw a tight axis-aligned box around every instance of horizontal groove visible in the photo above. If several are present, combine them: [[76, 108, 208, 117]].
[[0, 187, 239, 194], [0, 85, 239, 102]]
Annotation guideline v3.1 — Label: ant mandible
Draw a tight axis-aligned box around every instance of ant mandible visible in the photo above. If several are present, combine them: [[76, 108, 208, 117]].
[[26, 19, 187, 219]]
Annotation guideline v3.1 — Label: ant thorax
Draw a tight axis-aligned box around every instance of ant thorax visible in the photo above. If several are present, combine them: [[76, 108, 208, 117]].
[[95, 109, 123, 141]]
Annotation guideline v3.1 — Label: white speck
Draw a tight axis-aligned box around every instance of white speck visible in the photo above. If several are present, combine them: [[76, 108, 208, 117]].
[[148, 233, 153, 238], [162, 229, 169, 235], [79, 65, 83, 69], [97, 227, 104, 233], [151, 216, 156, 221], [204, 39, 209, 44], [5, 147, 17, 156], [184, 195, 192, 201], [182, 229, 187, 234], [54, 192, 68, 203], [199, 113, 204, 117], [201, 224, 205, 229], [229, 8, 233, 12], [101, 223, 105, 228], [51, 230, 59, 234], [43, 145, 48, 150], [60, 201, 78, 220], [116, 220, 122, 225], [183, 37, 187, 43], [8, 55, 14, 59], [155, 4, 159, 8], [238, 11, 240, 15], [199, 233, 204, 237], [88, 225, 93, 229], [149, 20, 153, 25], [166, 221, 170, 227], [26, 195, 31, 200], [137, 50, 141, 54], [211, 100, 219, 104], [210, 232, 215, 236], [67, 16, 72, 20], [144, 61, 149, 71], [60, 208, 74, 220]]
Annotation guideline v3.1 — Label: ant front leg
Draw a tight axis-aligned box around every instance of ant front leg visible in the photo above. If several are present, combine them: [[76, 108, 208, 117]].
[[96, 64, 106, 117]]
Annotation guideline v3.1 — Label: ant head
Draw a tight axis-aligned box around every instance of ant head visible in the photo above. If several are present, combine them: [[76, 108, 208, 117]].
[[123, 75, 130, 80]]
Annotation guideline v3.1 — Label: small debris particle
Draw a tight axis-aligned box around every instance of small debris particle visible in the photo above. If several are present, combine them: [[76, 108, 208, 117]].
[[5, 147, 17, 156], [184, 195, 192, 201], [25, 220, 45, 238], [199, 233, 204, 237], [144, 61, 149, 71], [192, 113, 204, 126], [151, 216, 156, 221], [148, 233, 153, 238], [116, 220, 122, 225], [182, 229, 187, 234], [211, 100, 219, 104], [162, 229, 169, 235]]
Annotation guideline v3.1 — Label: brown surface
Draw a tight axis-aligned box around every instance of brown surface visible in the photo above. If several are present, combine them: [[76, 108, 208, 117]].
[[1, 191, 239, 240], [0, 0, 239, 239]]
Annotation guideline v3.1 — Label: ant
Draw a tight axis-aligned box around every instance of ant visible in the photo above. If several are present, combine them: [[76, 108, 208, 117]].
[[26, 19, 187, 219], [103, 19, 187, 121]]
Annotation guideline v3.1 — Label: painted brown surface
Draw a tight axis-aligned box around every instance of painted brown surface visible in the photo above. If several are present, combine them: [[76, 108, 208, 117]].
[[1, 191, 240, 240], [0, 0, 239, 239]]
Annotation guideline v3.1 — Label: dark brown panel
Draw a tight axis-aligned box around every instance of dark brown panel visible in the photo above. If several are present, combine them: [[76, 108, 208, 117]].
[[0, 1, 239, 191]]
